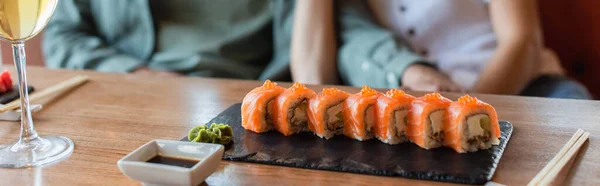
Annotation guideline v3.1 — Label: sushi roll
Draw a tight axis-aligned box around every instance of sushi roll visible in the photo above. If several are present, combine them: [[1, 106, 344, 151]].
[[241, 80, 285, 133], [374, 89, 415, 144], [271, 82, 317, 136], [444, 95, 501, 153], [307, 88, 350, 139], [407, 93, 452, 149], [343, 86, 382, 141]]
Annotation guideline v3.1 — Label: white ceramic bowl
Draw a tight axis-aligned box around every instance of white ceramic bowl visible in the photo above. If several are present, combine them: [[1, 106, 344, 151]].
[[117, 140, 224, 186]]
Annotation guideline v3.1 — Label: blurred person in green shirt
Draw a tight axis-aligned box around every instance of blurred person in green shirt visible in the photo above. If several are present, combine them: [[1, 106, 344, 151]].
[[43, 0, 294, 81]]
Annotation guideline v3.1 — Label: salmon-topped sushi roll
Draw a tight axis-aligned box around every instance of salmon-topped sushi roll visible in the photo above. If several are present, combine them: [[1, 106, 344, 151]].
[[374, 89, 415, 144], [445, 95, 501, 153], [271, 82, 317, 136], [343, 86, 382, 141], [241, 80, 285, 133], [407, 93, 452, 149], [307, 88, 350, 139]]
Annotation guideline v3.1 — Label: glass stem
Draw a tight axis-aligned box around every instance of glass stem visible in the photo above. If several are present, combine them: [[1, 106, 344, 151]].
[[11, 42, 38, 143]]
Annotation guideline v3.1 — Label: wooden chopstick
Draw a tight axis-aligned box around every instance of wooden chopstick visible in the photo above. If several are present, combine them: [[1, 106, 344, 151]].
[[527, 129, 589, 186], [528, 129, 584, 185], [0, 75, 89, 113], [537, 131, 590, 185]]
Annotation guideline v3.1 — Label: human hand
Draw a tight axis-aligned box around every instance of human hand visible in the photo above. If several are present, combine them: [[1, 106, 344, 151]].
[[401, 64, 463, 92], [132, 67, 182, 77]]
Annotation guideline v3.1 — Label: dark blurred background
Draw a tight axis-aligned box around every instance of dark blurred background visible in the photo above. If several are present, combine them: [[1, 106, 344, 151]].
[[2, 1, 599, 99]]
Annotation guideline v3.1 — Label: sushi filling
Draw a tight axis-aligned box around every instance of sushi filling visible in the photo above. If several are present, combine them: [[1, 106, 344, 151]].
[[264, 99, 274, 130], [428, 110, 445, 146], [325, 102, 344, 135], [288, 99, 309, 133], [464, 114, 496, 151], [364, 105, 375, 139], [392, 109, 409, 142]]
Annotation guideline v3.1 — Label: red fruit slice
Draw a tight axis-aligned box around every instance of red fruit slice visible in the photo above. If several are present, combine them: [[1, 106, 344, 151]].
[[0, 70, 12, 90]]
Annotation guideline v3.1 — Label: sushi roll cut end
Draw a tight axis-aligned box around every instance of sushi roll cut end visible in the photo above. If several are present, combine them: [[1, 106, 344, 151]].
[[241, 80, 284, 133], [386, 89, 412, 144], [375, 89, 414, 144], [288, 83, 312, 134], [360, 86, 379, 141], [424, 93, 449, 148], [308, 88, 349, 139], [320, 88, 348, 137], [343, 86, 380, 141], [460, 95, 500, 150], [408, 92, 451, 149], [447, 95, 501, 153], [272, 82, 316, 136]]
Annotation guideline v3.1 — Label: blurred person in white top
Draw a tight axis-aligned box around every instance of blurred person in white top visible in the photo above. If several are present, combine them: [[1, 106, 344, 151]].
[[291, 0, 591, 99]]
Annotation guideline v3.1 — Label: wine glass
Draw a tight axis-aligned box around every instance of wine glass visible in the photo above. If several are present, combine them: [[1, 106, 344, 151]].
[[0, 0, 73, 168]]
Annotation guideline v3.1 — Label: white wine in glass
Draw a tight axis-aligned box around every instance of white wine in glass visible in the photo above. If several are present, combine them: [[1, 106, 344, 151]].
[[0, 0, 74, 168]]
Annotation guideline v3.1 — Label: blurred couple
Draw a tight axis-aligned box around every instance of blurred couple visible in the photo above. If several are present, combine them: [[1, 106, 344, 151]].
[[43, 0, 590, 99]]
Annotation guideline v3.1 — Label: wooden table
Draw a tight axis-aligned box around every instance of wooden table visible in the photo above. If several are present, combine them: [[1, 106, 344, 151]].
[[0, 67, 597, 185]]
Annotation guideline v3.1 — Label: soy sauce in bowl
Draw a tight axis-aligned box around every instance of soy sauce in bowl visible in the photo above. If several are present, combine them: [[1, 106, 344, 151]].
[[146, 155, 199, 168]]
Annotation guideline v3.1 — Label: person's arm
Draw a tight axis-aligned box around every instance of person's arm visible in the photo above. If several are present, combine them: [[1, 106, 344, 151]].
[[472, 0, 543, 94], [337, 0, 417, 88], [338, 0, 462, 91], [290, 0, 338, 85], [42, 0, 144, 73]]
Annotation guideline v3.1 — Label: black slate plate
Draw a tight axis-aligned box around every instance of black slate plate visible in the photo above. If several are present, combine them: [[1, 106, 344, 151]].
[[0, 85, 34, 104], [182, 103, 513, 185]]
